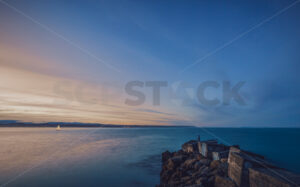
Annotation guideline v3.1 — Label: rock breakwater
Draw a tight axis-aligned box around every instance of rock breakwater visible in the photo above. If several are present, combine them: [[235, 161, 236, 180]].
[[157, 138, 300, 187]]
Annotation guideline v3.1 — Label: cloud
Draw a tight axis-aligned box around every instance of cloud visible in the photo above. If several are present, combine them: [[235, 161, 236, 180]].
[[0, 62, 187, 125], [136, 108, 175, 116]]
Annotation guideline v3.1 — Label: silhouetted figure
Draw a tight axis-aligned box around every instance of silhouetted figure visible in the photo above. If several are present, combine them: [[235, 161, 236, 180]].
[[197, 135, 200, 142]]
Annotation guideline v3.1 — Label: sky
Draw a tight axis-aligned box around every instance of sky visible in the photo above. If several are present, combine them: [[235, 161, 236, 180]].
[[0, 0, 300, 127]]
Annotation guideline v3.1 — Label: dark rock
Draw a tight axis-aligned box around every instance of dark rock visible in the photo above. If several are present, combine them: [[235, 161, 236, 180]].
[[181, 175, 192, 182], [192, 171, 202, 178], [210, 160, 221, 170], [162, 151, 172, 163], [174, 149, 185, 156], [219, 162, 228, 176], [196, 176, 208, 184], [195, 154, 204, 160], [158, 139, 300, 187], [172, 155, 187, 164], [163, 155, 186, 171], [208, 168, 221, 176], [165, 159, 175, 170], [186, 185, 204, 187], [207, 175, 215, 186], [199, 158, 211, 166], [194, 161, 204, 170], [214, 175, 236, 187], [182, 158, 197, 169], [200, 166, 210, 176]]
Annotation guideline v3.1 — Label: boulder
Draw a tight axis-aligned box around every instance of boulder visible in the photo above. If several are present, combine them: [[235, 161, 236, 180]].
[[210, 160, 221, 170], [162, 151, 172, 163], [214, 175, 236, 187], [181, 176, 192, 182], [200, 166, 210, 176], [207, 175, 215, 186], [196, 176, 207, 185], [174, 149, 185, 156], [185, 185, 204, 187], [209, 168, 221, 177], [182, 158, 197, 169], [160, 169, 173, 183], [194, 161, 204, 170], [171, 155, 186, 165], [165, 159, 175, 170], [195, 154, 204, 160], [199, 158, 211, 166]]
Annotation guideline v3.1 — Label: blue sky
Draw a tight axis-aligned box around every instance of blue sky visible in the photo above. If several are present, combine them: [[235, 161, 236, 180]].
[[0, 0, 300, 126]]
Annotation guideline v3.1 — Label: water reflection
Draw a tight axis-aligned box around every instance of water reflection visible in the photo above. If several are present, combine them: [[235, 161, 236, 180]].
[[0, 128, 129, 186], [1, 127, 300, 187]]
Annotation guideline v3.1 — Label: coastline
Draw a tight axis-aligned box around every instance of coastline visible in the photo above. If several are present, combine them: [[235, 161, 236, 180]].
[[0, 122, 191, 128]]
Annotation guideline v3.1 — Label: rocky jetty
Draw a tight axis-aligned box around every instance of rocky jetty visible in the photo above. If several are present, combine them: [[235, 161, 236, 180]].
[[157, 138, 300, 187]]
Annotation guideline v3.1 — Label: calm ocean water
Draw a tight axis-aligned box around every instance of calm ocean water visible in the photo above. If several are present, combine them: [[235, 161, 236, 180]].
[[0, 127, 299, 187]]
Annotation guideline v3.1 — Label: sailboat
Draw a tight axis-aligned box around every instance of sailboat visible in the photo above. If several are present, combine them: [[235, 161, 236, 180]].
[[56, 125, 61, 131]]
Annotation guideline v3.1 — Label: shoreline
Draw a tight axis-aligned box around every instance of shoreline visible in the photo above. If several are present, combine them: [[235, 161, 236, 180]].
[[0, 123, 191, 128]]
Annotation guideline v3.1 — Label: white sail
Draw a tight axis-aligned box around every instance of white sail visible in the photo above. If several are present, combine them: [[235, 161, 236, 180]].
[[56, 125, 61, 131]]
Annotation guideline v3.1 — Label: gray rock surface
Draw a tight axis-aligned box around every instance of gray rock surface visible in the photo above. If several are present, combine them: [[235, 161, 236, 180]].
[[157, 139, 300, 187]]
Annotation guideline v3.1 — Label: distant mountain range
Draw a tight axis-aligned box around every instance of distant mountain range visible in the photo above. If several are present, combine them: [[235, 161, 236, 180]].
[[0, 120, 187, 128]]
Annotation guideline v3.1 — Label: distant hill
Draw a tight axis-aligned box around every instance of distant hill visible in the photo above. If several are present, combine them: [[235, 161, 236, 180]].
[[0, 121, 189, 128]]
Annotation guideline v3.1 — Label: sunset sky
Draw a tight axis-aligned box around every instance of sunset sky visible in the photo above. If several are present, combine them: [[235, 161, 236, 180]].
[[1, 0, 300, 126]]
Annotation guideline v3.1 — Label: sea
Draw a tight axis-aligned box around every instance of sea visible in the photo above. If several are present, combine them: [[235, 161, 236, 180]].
[[0, 127, 299, 187]]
